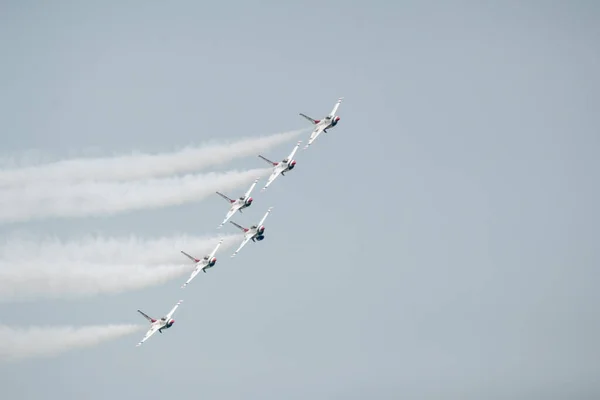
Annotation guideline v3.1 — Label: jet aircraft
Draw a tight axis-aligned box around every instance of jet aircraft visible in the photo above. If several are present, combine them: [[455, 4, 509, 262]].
[[136, 299, 183, 347], [216, 178, 259, 228], [230, 207, 273, 257], [299, 97, 343, 149], [258, 142, 301, 191], [180, 239, 224, 288]]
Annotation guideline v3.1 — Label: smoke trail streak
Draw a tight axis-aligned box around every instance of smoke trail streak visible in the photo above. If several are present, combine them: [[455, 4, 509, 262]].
[[0, 130, 304, 187], [0, 324, 143, 361], [0, 168, 271, 224], [0, 263, 189, 302], [0, 237, 237, 302], [0, 233, 240, 266]]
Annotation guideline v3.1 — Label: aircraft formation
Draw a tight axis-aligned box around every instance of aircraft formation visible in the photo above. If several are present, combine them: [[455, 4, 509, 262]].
[[136, 97, 344, 346]]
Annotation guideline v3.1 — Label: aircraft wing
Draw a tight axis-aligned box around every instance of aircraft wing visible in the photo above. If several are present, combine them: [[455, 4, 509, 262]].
[[244, 178, 260, 199], [209, 238, 224, 258], [166, 299, 183, 320], [328, 97, 343, 117], [262, 169, 281, 191], [219, 206, 239, 228], [287, 141, 301, 160], [181, 267, 202, 288], [258, 207, 273, 227], [136, 324, 160, 347], [305, 125, 327, 149], [231, 236, 252, 258]]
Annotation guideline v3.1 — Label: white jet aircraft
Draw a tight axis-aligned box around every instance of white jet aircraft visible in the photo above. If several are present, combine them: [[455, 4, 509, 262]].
[[258, 141, 301, 191], [180, 238, 224, 288], [136, 299, 183, 347], [216, 178, 259, 228], [230, 207, 273, 258], [299, 97, 343, 149]]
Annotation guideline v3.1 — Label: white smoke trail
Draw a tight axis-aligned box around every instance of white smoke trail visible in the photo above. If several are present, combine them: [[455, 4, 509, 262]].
[[0, 234, 238, 302], [0, 324, 143, 361], [0, 129, 305, 187], [0, 167, 271, 223], [0, 262, 189, 302], [0, 233, 240, 266]]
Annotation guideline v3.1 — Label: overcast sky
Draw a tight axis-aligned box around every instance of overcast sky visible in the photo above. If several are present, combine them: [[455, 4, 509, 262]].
[[0, 1, 599, 399]]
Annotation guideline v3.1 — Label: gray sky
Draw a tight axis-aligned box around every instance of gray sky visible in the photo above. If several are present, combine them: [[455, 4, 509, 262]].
[[1, 1, 599, 399]]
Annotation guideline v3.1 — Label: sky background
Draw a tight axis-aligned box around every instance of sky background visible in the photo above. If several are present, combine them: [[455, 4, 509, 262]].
[[1, 1, 599, 399]]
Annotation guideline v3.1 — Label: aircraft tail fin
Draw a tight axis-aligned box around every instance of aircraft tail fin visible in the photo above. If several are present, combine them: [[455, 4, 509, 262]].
[[216, 192, 234, 203], [181, 250, 199, 263], [300, 113, 319, 124], [230, 221, 247, 232], [137, 310, 156, 322], [258, 155, 277, 166]]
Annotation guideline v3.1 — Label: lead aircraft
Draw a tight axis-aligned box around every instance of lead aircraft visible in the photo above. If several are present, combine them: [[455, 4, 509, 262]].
[[180, 238, 224, 288], [258, 141, 301, 192], [230, 207, 273, 258], [299, 97, 343, 149], [216, 178, 260, 228], [136, 299, 183, 347]]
